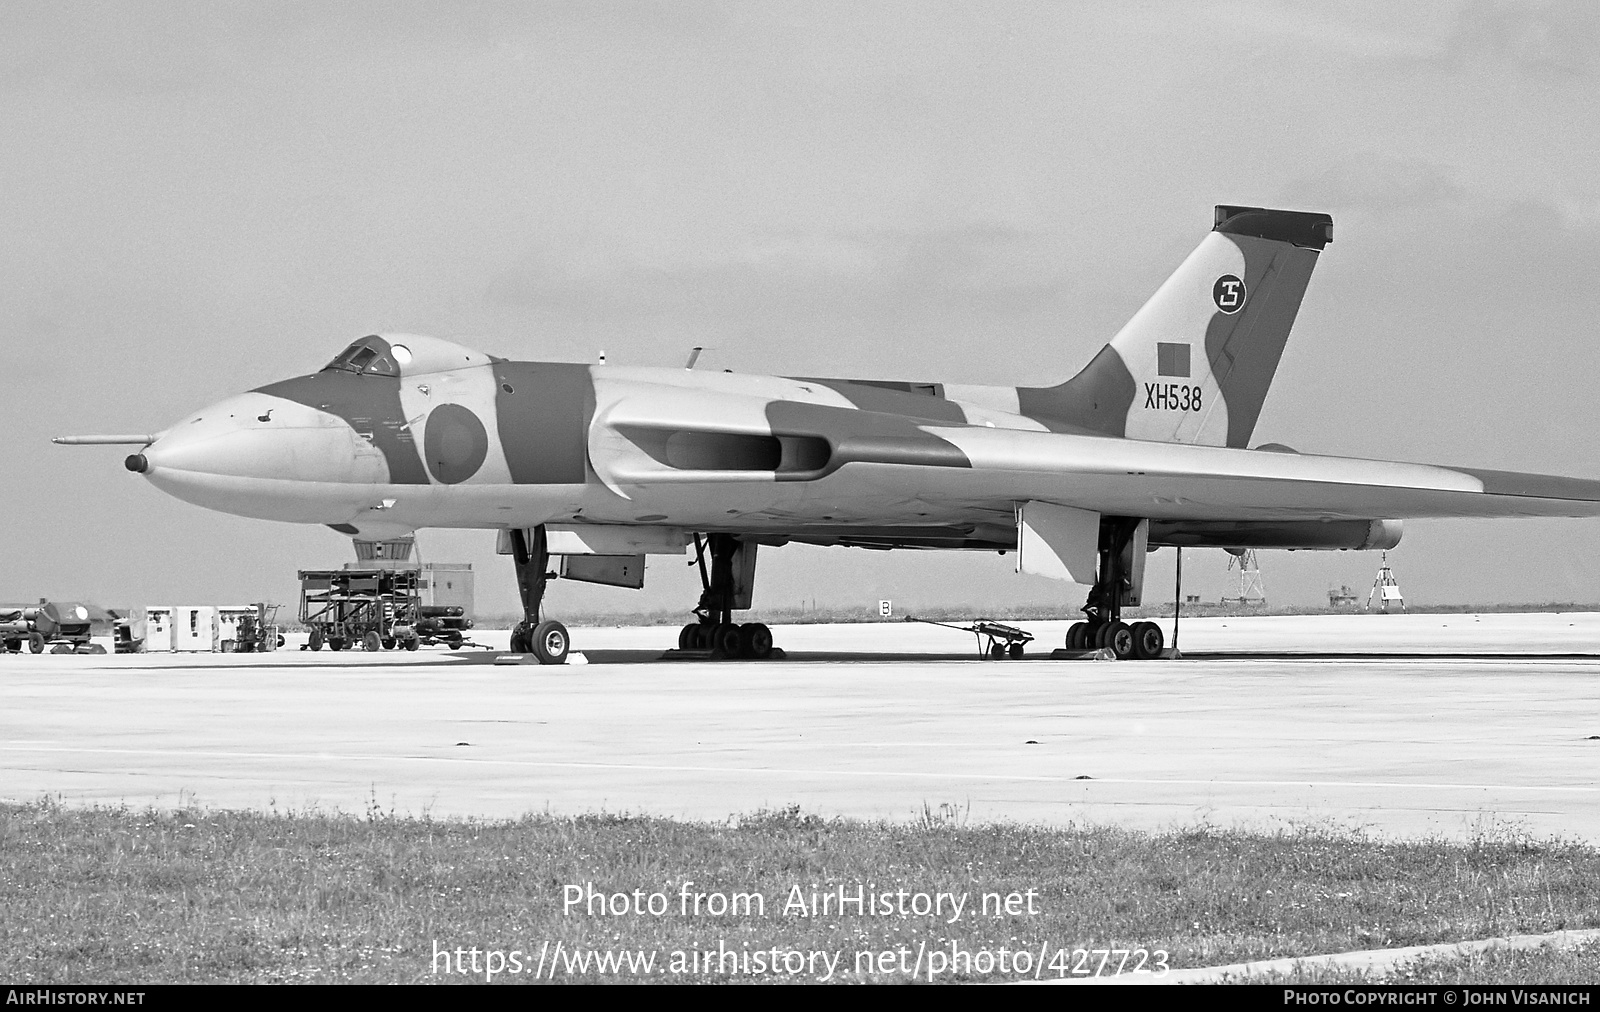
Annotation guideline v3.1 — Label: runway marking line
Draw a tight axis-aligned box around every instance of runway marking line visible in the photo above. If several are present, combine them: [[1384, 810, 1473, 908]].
[[4, 745, 1598, 794]]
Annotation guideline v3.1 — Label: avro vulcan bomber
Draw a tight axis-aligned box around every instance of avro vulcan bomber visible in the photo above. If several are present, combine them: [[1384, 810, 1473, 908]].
[[58, 206, 1600, 662]]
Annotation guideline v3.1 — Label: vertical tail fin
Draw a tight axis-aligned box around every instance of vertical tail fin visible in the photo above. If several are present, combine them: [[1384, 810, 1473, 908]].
[[1018, 205, 1333, 447]]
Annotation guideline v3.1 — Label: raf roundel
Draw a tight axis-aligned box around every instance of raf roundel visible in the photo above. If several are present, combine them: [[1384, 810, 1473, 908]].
[[422, 403, 489, 484], [1212, 274, 1246, 314]]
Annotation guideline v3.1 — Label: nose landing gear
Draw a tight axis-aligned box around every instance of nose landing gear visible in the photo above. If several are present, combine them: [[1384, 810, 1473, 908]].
[[506, 525, 569, 665]]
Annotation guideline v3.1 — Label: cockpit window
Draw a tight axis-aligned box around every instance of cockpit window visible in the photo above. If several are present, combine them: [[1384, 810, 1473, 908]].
[[322, 336, 399, 377]]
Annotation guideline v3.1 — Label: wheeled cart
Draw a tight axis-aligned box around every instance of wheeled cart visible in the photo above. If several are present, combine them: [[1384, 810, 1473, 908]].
[[906, 616, 1035, 659], [299, 569, 421, 652]]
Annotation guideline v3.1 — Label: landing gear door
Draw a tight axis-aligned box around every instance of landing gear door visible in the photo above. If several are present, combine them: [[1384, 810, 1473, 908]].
[[559, 554, 646, 589], [1121, 519, 1149, 607], [729, 541, 757, 611], [1016, 502, 1099, 585]]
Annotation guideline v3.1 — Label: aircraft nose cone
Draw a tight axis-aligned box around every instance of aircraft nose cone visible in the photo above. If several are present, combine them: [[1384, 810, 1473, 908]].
[[138, 391, 391, 523], [140, 392, 386, 482]]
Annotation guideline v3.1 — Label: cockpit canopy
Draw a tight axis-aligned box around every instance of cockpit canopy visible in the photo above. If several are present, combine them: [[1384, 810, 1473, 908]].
[[318, 333, 483, 377], [322, 335, 407, 377]]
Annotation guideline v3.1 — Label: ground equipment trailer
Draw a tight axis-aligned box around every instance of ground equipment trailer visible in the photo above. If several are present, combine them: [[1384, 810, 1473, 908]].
[[0, 600, 102, 654], [299, 569, 421, 651], [412, 604, 477, 648], [905, 615, 1035, 660]]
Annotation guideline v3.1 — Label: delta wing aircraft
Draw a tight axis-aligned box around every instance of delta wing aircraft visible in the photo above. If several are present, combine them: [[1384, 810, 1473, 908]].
[[57, 206, 1600, 663]]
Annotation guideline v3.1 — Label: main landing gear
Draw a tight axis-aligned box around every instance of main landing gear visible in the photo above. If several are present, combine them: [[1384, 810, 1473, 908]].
[[674, 534, 776, 660], [506, 525, 570, 665], [1063, 517, 1166, 661]]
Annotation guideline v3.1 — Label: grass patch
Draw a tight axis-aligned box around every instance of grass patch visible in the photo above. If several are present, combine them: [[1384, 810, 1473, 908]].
[[3, 800, 1598, 984]]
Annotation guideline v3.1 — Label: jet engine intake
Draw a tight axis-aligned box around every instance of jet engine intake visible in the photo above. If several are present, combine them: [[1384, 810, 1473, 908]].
[[617, 426, 831, 475]]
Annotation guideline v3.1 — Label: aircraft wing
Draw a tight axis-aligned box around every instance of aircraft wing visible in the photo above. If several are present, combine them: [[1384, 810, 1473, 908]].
[[598, 402, 1600, 524], [903, 424, 1600, 522]]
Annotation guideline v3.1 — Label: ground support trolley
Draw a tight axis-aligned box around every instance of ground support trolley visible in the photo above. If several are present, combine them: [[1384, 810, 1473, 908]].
[[905, 616, 1034, 659], [299, 569, 422, 652]]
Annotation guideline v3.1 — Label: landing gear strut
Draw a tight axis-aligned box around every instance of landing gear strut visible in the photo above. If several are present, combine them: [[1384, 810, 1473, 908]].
[[507, 525, 569, 664], [1063, 517, 1165, 661], [675, 533, 774, 659]]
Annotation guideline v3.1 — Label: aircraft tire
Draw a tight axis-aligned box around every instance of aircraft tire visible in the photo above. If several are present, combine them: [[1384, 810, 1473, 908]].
[[363, 631, 383, 652], [710, 623, 741, 658], [28, 632, 45, 654], [308, 628, 324, 651], [740, 622, 774, 660], [1009, 643, 1024, 660], [532, 620, 569, 665], [1106, 622, 1136, 660], [678, 623, 698, 650], [1131, 621, 1164, 660], [1065, 622, 1087, 651]]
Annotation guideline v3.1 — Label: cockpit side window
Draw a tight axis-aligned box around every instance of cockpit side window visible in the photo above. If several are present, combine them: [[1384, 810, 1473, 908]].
[[322, 336, 399, 377]]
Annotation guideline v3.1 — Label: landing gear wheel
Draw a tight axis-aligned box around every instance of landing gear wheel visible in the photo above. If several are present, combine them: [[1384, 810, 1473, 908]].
[[1106, 621, 1135, 661], [28, 632, 45, 654], [740, 622, 773, 660], [308, 627, 324, 651], [678, 623, 698, 651], [329, 637, 346, 652], [1009, 643, 1025, 660], [1065, 622, 1088, 651], [363, 631, 383, 652], [1131, 621, 1164, 660], [532, 620, 569, 665], [710, 623, 741, 658]]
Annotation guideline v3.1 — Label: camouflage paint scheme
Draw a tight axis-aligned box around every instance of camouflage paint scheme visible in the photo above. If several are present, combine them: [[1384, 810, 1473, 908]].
[[120, 207, 1600, 559]]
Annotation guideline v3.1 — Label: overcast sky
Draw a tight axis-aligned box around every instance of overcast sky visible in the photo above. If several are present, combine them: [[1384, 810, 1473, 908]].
[[3, 1, 1598, 618]]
